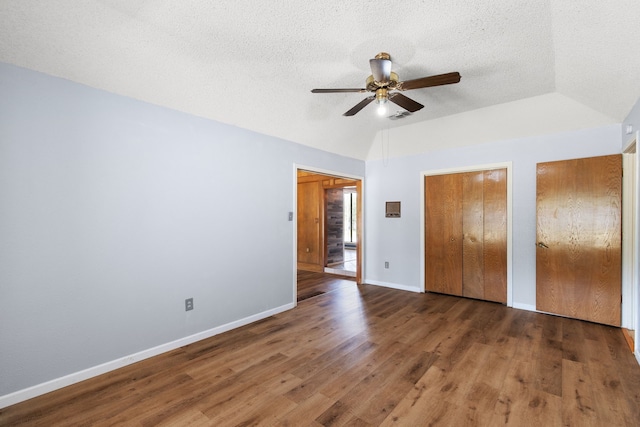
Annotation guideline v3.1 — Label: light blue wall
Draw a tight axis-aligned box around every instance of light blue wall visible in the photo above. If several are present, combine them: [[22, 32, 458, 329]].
[[0, 62, 364, 398], [364, 124, 622, 307]]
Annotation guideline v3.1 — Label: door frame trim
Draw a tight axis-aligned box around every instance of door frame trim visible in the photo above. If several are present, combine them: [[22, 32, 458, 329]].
[[420, 162, 513, 307], [622, 134, 638, 336], [293, 164, 365, 304]]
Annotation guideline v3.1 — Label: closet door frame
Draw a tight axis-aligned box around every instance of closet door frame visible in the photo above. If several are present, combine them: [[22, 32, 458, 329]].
[[421, 162, 513, 307]]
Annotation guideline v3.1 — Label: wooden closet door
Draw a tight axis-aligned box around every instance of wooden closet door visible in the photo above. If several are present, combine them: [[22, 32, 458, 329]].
[[536, 155, 621, 326], [482, 169, 507, 303], [425, 174, 463, 295], [426, 169, 507, 303], [462, 171, 484, 299]]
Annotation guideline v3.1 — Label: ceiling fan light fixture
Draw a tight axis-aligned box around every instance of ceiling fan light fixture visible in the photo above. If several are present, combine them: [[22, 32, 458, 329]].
[[377, 99, 388, 116], [376, 88, 389, 116], [310, 52, 460, 116]]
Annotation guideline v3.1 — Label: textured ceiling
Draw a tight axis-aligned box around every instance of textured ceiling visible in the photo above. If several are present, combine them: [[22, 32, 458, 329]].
[[1, 1, 639, 160]]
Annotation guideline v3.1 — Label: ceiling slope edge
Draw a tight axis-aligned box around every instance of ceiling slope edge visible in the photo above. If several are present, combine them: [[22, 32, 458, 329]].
[[365, 92, 619, 161]]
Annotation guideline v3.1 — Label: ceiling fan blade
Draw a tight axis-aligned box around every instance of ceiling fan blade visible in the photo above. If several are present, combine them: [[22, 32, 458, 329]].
[[388, 93, 424, 112], [343, 96, 376, 116], [311, 88, 367, 93], [369, 58, 392, 83], [397, 72, 461, 91]]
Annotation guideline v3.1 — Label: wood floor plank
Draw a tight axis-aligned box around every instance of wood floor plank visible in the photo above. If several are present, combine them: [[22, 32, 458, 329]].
[[379, 365, 460, 426], [474, 336, 518, 391], [208, 393, 296, 427], [154, 409, 212, 427], [284, 340, 378, 403], [315, 350, 412, 426], [276, 392, 335, 426], [353, 350, 436, 425], [289, 333, 369, 381], [490, 359, 563, 426], [317, 340, 407, 400], [441, 342, 494, 407], [562, 317, 588, 363], [582, 335, 637, 425], [562, 359, 599, 426], [457, 381, 501, 426], [1, 271, 639, 426]]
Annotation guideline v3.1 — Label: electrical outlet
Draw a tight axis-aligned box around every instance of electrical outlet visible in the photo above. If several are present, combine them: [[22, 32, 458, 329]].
[[384, 261, 389, 269], [185, 298, 194, 311]]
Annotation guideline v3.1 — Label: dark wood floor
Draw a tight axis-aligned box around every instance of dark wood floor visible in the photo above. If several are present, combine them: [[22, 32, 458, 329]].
[[2, 272, 640, 426], [297, 269, 355, 302]]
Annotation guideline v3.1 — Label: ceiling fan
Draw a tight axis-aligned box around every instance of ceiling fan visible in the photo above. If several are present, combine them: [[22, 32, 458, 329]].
[[311, 52, 461, 116]]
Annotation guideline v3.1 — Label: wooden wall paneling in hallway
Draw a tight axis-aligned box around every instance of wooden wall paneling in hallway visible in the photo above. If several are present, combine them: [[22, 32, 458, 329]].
[[325, 188, 344, 266], [425, 168, 507, 303], [536, 155, 622, 326], [297, 179, 323, 272]]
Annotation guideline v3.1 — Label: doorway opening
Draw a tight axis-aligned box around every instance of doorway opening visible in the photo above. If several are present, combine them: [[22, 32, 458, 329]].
[[295, 167, 363, 302], [324, 186, 357, 277]]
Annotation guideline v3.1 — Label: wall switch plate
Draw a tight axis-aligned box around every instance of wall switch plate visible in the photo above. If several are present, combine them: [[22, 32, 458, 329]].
[[288, 211, 293, 221], [384, 261, 389, 269], [185, 298, 194, 311]]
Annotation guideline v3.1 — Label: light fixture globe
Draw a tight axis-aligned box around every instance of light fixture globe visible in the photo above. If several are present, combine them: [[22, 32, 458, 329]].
[[375, 88, 389, 116]]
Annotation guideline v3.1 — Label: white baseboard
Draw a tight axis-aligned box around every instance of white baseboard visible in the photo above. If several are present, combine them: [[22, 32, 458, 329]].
[[0, 302, 295, 410], [512, 302, 537, 312], [364, 279, 422, 293]]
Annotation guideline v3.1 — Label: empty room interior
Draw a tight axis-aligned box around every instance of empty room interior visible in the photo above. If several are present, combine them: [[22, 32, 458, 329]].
[[2, 1, 640, 425]]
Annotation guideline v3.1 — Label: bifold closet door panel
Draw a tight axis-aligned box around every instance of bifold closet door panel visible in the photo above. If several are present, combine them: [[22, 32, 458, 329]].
[[462, 171, 484, 299], [425, 173, 463, 295], [482, 169, 507, 303]]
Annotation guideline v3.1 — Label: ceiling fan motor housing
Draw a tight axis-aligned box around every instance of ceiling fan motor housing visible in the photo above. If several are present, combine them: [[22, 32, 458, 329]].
[[366, 72, 399, 91]]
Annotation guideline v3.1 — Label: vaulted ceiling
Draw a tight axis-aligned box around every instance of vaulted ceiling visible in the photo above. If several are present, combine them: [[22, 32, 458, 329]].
[[1, 1, 639, 160]]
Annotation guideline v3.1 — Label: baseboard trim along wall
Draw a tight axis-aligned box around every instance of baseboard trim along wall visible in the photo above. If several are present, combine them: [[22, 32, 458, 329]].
[[365, 279, 421, 293], [0, 302, 295, 409], [512, 302, 537, 312]]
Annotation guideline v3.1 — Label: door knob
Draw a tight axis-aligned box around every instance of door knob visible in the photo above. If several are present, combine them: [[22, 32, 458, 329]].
[[537, 242, 549, 249]]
